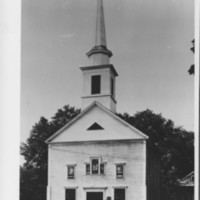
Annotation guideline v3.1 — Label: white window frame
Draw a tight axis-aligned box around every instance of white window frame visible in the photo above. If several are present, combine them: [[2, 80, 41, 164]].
[[85, 157, 106, 175], [91, 158, 100, 174], [85, 163, 90, 175], [115, 163, 126, 179], [66, 164, 76, 179]]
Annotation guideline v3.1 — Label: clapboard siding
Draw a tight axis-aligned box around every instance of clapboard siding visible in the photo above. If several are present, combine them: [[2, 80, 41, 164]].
[[48, 140, 147, 200]]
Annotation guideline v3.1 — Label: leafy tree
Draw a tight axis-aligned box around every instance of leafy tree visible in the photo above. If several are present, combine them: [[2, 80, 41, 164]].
[[20, 105, 80, 200], [118, 109, 194, 200], [20, 107, 193, 200], [188, 39, 195, 75]]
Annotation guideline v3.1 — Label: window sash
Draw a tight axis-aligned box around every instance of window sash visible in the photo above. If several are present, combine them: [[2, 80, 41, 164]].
[[86, 158, 105, 175], [116, 165, 124, 178], [68, 166, 75, 179], [86, 163, 90, 174], [91, 159, 99, 174], [100, 163, 104, 174]]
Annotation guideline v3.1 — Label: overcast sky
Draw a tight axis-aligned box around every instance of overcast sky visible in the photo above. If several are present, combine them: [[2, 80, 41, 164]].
[[21, 0, 194, 143]]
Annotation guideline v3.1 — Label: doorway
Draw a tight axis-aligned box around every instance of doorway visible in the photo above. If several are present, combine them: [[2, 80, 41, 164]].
[[65, 189, 76, 200], [87, 192, 103, 200], [114, 189, 125, 200]]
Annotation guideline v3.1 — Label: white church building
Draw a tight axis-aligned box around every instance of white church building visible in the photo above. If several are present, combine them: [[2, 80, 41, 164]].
[[46, 1, 160, 200]]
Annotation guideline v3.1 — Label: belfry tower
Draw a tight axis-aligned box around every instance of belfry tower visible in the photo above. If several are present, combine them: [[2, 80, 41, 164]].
[[80, 0, 118, 113]]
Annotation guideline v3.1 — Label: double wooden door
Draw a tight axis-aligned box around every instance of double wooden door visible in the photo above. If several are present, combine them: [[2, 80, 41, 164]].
[[87, 192, 103, 200]]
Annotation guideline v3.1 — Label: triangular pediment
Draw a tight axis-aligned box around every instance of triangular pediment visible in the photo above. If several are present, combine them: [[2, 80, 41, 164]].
[[46, 102, 148, 143]]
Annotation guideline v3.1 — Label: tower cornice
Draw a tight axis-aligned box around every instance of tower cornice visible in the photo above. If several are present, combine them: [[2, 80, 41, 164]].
[[80, 64, 118, 76]]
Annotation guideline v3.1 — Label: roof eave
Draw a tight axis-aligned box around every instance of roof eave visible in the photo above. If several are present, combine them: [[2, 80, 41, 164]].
[[46, 101, 149, 144]]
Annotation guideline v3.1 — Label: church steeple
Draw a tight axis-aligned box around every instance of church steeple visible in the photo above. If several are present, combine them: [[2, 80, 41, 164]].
[[95, 0, 107, 47], [80, 0, 118, 113], [87, 0, 112, 65]]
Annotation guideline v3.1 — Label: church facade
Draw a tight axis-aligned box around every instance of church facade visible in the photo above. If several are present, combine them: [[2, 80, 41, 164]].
[[46, 1, 160, 200]]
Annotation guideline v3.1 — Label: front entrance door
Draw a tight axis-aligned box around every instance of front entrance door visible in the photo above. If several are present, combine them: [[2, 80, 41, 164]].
[[114, 189, 125, 200], [87, 192, 103, 200]]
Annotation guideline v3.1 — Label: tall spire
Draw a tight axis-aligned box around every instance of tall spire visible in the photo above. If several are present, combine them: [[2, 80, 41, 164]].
[[87, 0, 112, 65], [95, 0, 107, 47], [80, 0, 118, 113]]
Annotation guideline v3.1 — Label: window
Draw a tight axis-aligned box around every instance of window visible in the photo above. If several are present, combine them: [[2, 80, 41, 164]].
[[116, 164, 124, 178], [111, 77, 114, 96], [85, 158, 105, 175], [67, 165, 75, 179], [92, 159, 99, 174], [86, 163, 90, 174], [91, 75, 101, 94], [100, 163, 104, 174], [114, 189, 125, 200], [65, 189, 76, 200]]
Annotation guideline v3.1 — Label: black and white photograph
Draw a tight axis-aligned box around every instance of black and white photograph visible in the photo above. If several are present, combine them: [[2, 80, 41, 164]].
[[20, 0, 195, 200], [1, 0, 198, 200]]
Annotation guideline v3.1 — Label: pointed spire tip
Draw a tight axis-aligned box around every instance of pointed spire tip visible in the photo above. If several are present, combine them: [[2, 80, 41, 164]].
[[87, 0, 112, 58]]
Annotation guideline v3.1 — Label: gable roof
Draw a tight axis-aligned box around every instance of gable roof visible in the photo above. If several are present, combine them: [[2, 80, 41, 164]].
[[45, 101, 148, 143]]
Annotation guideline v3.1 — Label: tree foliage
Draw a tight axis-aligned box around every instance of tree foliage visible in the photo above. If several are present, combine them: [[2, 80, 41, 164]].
[[20, 106, 193, 200], [188, 39, 195, 75], [20, 105, 80, 200], [118, 109, 194, 199]]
